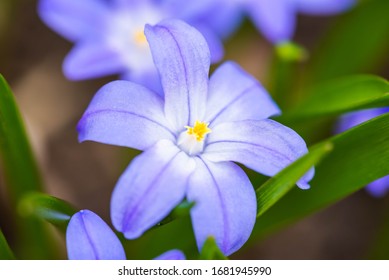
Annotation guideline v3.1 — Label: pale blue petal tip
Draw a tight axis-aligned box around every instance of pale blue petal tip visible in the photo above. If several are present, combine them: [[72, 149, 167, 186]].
[[66, 210, 126, 260], [154, 250, 186, 260]]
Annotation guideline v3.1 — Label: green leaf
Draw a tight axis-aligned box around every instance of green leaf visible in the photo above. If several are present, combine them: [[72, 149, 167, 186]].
[[256, 142, 333, 217], [0, 75, 56, 259], [0, 74, 44, 197], [308, 0, 389, 83], [199, 237, 228, 260], [18, 192, 77, 232], [0, 229, 15, 260], [253, 112, 389, 238], [284, 75, 389, 121]]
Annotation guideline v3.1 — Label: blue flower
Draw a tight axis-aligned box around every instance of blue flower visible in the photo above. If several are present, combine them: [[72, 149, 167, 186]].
[[192, 0, 355, 44], [66, 209, 185, 260], [336, 107, 389, 197], [77, 20, 313, 256], [37, 0, 223, 88]]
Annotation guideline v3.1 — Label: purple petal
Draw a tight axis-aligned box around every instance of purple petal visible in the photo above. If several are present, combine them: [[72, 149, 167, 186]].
[[63, 41, 127, 80], [201, 2, 243, 39], [77, 81, 175, 151], [163, 0, 240, 47], [205, 62, 280, 126], [162, 0, 217, 19], [120, 69, 163, 96], [38, 0, 108, 42], [192, 24, 224, 63], [188, 158, 256, 256], [112, 0, 144, 8], [244, 0, 296, 43], [111, 140, 196, 239], [336, 108, 389, 133], [66, 210, 126, 260], [145, 19, 210, 131], [296, 0, 356, 15], [366, 175, 389, 198], [204, 119, 313, 189], [154, 250, 186, 260]]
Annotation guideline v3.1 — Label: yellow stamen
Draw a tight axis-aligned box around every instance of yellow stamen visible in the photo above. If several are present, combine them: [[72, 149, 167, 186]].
[[185, 121, 212, 142], [134, 30, 147, 45]]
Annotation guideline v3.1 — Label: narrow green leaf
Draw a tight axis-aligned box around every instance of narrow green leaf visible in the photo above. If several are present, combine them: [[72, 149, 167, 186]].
[[18, 192, 77, 232], [308, 0, 389, 83], [253, 112, 389, 238], [256, 142, 333, 217], [0, 229, 15, 260], [286, 75, 389, 121], [199, 237, 228, 260], [0, 74, 44, 196], [0, 75, 56, 259]]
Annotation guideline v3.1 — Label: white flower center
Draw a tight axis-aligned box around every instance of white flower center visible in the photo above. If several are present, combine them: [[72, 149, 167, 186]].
[[177, 121, 212, 156]]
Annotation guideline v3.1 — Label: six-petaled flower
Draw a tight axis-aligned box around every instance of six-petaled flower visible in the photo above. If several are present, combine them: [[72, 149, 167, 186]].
[[77, 19, 314, 256]]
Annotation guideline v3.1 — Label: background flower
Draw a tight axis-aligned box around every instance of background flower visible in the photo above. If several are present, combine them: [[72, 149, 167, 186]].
[[77, 19, 313, 256], [37, 0, 224, 88], [192, 0, 356, 44], [336, 107, 389, 197]]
